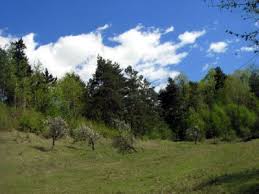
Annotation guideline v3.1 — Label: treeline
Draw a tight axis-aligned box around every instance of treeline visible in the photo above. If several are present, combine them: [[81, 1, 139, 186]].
[[0, 39, 259, 142]]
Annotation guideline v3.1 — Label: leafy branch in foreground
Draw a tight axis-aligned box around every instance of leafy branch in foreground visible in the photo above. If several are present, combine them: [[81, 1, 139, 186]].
[[206, 0, 259, 53]]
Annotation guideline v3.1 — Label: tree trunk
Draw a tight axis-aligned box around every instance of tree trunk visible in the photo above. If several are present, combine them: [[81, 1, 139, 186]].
[[89, 139, 95, 150], [91, 142, 95, 151], [52, 137, 55, 149]]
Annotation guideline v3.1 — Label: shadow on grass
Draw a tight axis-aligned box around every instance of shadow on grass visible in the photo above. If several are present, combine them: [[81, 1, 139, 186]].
[[194, 169, 259, 194], [31, 145, 51, 152]]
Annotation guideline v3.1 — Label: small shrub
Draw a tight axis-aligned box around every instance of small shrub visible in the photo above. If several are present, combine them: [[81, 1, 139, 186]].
[[73, 124, 101, 150], [111, 120, 136, 154], [47, 117, 68, 149]]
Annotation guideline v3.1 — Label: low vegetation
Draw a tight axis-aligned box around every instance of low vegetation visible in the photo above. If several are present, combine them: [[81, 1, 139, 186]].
[[0, 130, 258, 193]]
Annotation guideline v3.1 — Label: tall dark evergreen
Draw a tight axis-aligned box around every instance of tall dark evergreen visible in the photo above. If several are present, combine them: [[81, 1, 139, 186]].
[[9, 39, 32, 108], [10, 39, 32, 78], [87, 56, 126, 125], [159, 77, 188, 140], [124, 66, 166, 136], [214, 67, 227, 91]]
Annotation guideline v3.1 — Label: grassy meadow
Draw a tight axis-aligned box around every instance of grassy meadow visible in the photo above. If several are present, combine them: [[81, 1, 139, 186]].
[[0, 130, 258, 194]]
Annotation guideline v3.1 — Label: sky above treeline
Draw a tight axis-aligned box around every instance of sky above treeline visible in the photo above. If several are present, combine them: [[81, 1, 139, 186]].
[[0, 0, 258, 90]]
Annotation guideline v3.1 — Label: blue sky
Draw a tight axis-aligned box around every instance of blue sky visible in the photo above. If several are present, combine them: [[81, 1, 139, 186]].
[[0, 0, 257, 90]]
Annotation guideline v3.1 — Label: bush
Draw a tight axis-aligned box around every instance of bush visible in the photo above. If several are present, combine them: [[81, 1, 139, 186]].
[[47, 117, 68, 149], [18, 109, 45, 134], [112, 130, 137, 154], [73, 124, 101, 150]]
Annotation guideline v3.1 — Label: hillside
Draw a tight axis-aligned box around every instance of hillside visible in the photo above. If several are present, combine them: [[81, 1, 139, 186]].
[[0, 130, 258, 194]]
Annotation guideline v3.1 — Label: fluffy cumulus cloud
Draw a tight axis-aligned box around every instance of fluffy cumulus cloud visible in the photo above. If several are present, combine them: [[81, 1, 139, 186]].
[[208, 41, 228, 53], [0, 25, 206, 90], [178, 30, 206, 45]]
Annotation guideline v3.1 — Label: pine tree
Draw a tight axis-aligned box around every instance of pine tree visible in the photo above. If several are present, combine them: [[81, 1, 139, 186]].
[[124, 66, 164, 136], [9, 39, 32, 109], [87, 56, 126, 125]]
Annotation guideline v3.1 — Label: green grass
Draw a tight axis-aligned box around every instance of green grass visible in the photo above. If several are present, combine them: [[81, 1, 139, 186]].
[[0, 130, 258, 193]]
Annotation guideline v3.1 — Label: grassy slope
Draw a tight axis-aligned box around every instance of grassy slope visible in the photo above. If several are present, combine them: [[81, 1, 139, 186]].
[[0, 130, 258, 194]]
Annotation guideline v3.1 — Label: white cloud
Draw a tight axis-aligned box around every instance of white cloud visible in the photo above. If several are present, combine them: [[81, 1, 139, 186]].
[[178, 30, 206, 46], [208, 41, 228, 53], [0, 25, 205, 89], [240, 46, 256, 52], [164, 26, 174, 34], [97, 24, 111, 31]]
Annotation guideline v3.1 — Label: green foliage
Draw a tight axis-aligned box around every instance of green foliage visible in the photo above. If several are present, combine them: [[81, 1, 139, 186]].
[[30, 65, 56, 113], [1, 46, 259, 143], [223, 75, 251, 105], [186, 108, 205, 143], [18, 109, 45, 134], [225, 104, 256, 139], [46, 73, 86, 119], [187, 108, 205, 131], [209, 104, 231, 139]]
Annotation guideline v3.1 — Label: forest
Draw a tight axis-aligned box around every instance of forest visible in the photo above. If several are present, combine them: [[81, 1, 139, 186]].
[[0, 39, 259, 144]]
